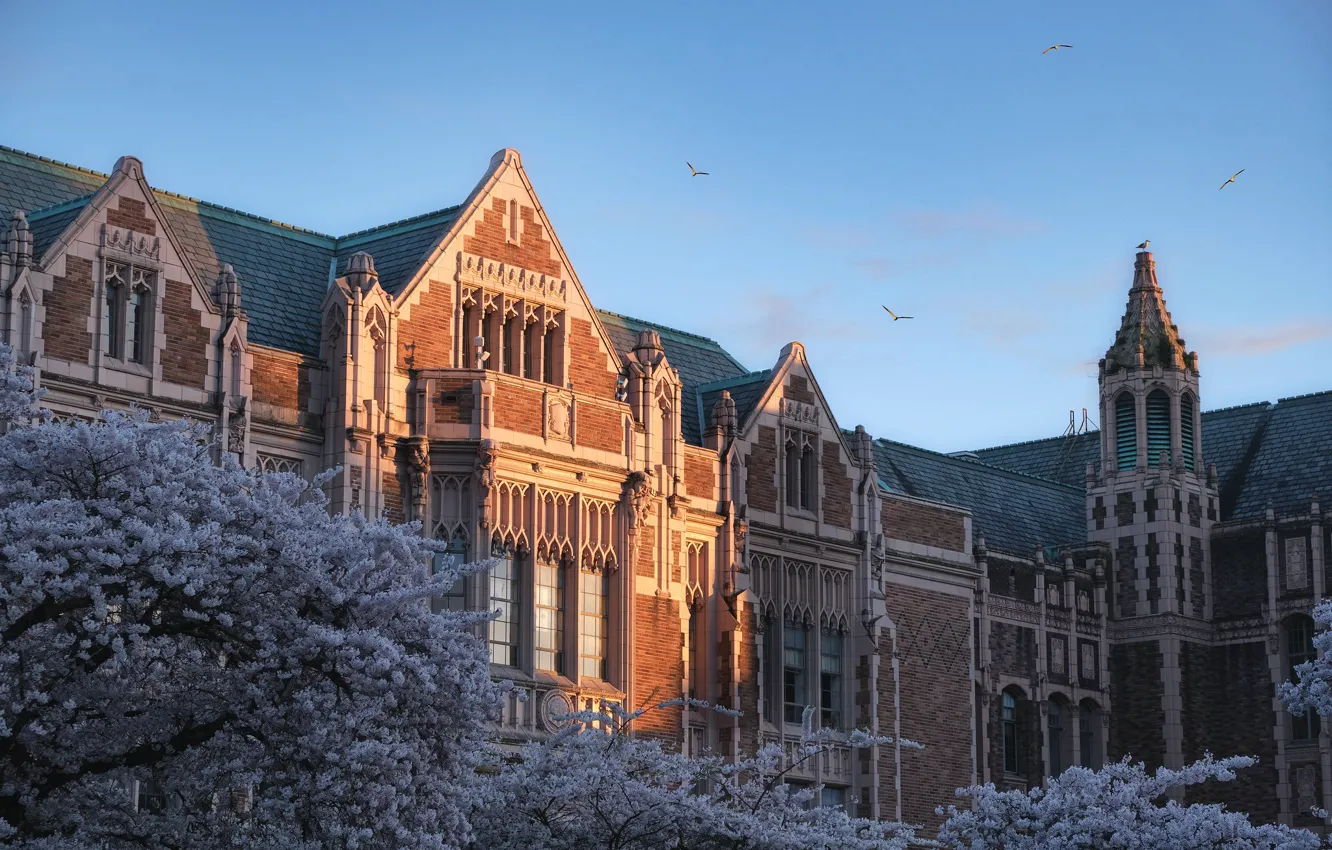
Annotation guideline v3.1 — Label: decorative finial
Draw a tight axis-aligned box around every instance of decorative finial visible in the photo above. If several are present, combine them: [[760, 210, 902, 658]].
[[347, 251, 378, 291]]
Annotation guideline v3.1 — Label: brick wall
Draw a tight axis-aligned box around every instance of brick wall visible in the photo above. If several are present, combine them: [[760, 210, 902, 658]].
[[433, 376, 475, 425], [684, 451, 717, 501], [881, 498, 965, 552], [1212, 532, 1266, 619], [636, 534, 655, 579], [106, 197, 156, 236], [462, 198, 561, 277], [745, 426, 777, 512], [634, 593, 683, 741], [821, 440, 852, 529], [494, 383, 543, 435], [398, 279, 452, 370], [44, 255, 93, 364], [1109, 641, 1164, 766], [577, 403, 623, 454], [160, 278, 209, 387], [250, 348, 311, 415], [881, 584, 973, 831], [382, 469, 404, 524], [568, 316, 619, 399], [786, 374, 815, 405], [732, 608, 762, 757], [1180, 640, 1278, 822], [989, 621, 1036, 678]]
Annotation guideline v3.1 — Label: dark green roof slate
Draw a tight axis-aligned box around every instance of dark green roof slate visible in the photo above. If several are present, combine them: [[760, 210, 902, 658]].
[[1231, 391, 1332, 520], [26, 195, 92, 260], [596, 311, 749, 445], [871, 438, 1086, 558], [698, 371, 773, 442], [972, 431, 1101, 488], [335, 207, 462, 295], [0, 146, 104, 213]]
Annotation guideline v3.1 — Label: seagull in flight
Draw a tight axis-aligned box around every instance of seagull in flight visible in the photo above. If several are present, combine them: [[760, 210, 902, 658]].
[[883, 306, 913, 321], [1219, 169, 1244, 190], [687, 162, 709, 177], [1042, 44, 1073, 54], [1136, 240, 1150, 250]]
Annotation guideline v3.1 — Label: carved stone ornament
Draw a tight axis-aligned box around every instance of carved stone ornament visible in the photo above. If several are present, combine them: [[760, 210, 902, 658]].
[[476, 439, 498, 528], [1077, 590, 1090, 613], [540, 690, 574, 732], [406, 438, 430, 514], [548, 399, 570, 438], [227, 404, 247, 454], [624, 470, 655, 532]]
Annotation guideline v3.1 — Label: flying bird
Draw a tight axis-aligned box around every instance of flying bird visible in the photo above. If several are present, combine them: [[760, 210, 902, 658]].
[[687, 162, 709, 177], [883, 307, 913, 321], [1136, 240, 1150, 250], [1042, 44, 1073, 54], [1219, 169, 1244, 190]]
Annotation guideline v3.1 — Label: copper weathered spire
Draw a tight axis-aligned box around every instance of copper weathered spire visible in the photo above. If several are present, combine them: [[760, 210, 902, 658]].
[[1101, 249, 1197, 375]]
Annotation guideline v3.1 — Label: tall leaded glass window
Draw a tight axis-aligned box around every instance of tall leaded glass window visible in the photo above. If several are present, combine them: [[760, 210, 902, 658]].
[[1002, 690, 1020, 774], [799, 442, 815, 510], [1289, 617, 1321, 742], [489, 543, 520, 667], [104, 262, 125, 358], [579, 568, 609, 679], [1146, 390, 1171, 467], [783, 625, 807, 724], [501, 314, 516, 375], [534, 558, 564, 673], [1047, 700, 1065, 776], [432, 537, 467, 614], [1115, 392, 1137, 471], [820, 630, 843, 729], [128, 267, 152, 364], [784, 435, 801, 508], [543, 325, 555, 384]]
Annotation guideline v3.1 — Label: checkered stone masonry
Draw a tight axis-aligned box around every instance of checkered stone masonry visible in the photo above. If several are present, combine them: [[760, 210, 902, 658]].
[[821, 441, 851, 529], [397, 279, 452, 370], [106, 197, 156, 236], [44, 255, 93, 364], [745, 426, 777, 512], [161, 278, 209, 387]]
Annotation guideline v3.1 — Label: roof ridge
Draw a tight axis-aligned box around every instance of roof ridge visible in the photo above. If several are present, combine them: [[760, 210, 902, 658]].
[[0, 144, 109, 185], [151, 190, 338, 241], [696, 370, 773, 394], [1275, 388, 1332, 405], [335, 205, 466, 242], [971, 429, 1100, 454], [1202, 400, 1275, 415], [874, 437, 1086, 492], [25, 193, 95, 220], [597, 309, 732, 349]]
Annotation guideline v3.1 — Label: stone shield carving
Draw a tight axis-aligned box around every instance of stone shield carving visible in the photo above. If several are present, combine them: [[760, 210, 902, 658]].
[[540, 690, 574, 731], [548, 399, 570, 438]]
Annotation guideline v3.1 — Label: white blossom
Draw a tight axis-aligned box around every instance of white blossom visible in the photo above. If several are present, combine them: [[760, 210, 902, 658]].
[[935, 754, 1324, 849], [0, 349, 500, 849], [1280, 599, 1332, 721], [469, 701, 921, 850]]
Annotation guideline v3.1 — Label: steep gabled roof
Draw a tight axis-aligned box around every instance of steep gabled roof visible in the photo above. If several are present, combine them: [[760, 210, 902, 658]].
[[334, 207, 463, 296], [698, 370, 773, 442], [1231, 391, 1332, 519], [972, 430, 1101, 488], [26, 195, 93, 260], [0, 146, 104, 212], [871, 437, 1086, 558], [596, 310, 750, 445]]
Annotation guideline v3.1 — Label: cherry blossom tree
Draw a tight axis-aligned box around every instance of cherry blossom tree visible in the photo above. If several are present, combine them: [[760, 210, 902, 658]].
[[936, 754, 1324, 849], [0, 344, 500, 849], [470, 700, 922, 850], [1280, 599, 1332, 722]]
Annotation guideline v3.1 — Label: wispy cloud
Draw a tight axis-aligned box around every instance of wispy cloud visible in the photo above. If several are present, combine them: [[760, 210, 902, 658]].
[[896, 204, 1047, 240], [1192, 319, 1332, 356], [852, 253, 958, 282], [960, 304, 1050, 353], [712, 289, 880, 352]]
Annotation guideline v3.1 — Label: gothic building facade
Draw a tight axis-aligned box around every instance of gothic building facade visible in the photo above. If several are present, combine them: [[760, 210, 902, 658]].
[[1, 144, 1329, 832]]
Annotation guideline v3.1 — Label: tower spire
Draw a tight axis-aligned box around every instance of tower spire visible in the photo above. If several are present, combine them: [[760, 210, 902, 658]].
[[1101, 248, 1197, 376]]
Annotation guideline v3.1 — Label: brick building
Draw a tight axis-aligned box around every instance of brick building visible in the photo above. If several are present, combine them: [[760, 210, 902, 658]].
[[1, 145, 1329, 831]]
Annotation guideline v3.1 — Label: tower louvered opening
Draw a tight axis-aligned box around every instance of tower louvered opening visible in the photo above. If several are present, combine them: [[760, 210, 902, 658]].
[[1146, 391, 1171, 468], [1180, 392, 1196, 472], [1115, 393, 1137, 471]]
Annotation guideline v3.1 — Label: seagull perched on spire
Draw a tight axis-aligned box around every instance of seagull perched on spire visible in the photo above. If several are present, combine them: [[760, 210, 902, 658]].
[[687, 162, 709, 177], [1136, 240, 1150, 250], [1042, 44, 1073, 54], [883, 306, 913, 321], [1219, 169, 1244, 190]]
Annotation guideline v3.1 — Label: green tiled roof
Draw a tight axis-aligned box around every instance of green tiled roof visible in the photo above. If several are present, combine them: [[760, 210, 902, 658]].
[[596, 311, 749, 445], [972, 431, 1101, 488], [335, 207, 462, 296], [26, 195, 93, 260], [0, 147, 104, 212], [697, 371, 773, 441], [871, 438, 1086, 558]]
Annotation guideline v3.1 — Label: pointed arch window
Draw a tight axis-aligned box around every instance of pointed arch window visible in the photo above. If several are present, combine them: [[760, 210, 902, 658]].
[[103, 263, 124, 358], [17, 291, 32, 354], [542, 322, 557, 385], [1079, 699, 1103, 769], [127, 267, 152, 363], [1287, 617, 1321, 742], [1114, 392, 1137, 471], [229, 342, 243, 398], [1146, 390, 1171, 467], [1180, 392, 1196, 472], [1047, 699, 1069, 776], [785, 430, 817, 511], [366, 308, 388, 410], [1002, 689, 1022, 775]]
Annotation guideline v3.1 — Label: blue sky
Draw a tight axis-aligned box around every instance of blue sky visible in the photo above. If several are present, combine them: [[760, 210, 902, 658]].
[[5, 0, 1329, 452]]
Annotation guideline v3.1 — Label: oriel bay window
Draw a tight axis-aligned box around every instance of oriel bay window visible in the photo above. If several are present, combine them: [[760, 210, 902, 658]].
[[579, 568, 609, 680], [534, 555, 565, 674]]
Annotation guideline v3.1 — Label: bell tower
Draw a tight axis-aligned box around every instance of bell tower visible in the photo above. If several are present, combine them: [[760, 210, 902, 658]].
[[1089, 247, 1217, 621]]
